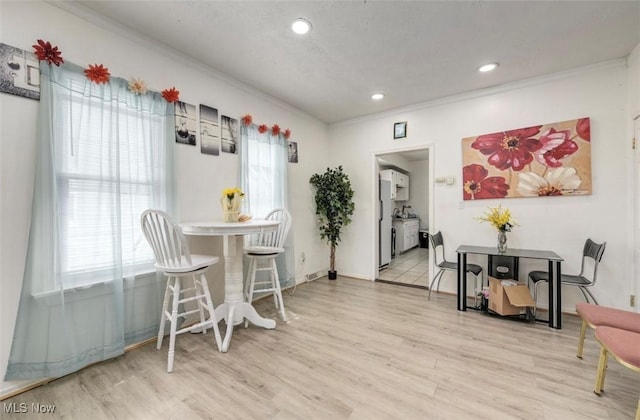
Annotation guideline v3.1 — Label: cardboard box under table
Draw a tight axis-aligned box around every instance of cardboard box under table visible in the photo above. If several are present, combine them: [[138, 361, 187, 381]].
[[488, 277, 535, 316]]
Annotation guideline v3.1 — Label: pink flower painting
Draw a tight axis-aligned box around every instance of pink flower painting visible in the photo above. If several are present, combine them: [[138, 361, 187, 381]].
[[462, 117, 591, 200]]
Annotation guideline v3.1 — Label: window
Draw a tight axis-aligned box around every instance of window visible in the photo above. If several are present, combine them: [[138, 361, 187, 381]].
[[44, 70, 172, 291], [240, 125, 288, 218]]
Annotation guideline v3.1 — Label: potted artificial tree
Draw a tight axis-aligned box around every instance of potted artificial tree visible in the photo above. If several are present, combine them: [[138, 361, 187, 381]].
[[309, 166, 355, 280]]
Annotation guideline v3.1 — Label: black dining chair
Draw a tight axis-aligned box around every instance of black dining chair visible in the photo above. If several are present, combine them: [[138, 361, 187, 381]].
[[428, 231, 483, 302], [528, 238, 606, 316]]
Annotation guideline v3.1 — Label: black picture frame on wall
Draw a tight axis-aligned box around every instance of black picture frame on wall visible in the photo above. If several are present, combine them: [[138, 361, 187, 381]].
[[394, 121, 407, 139]]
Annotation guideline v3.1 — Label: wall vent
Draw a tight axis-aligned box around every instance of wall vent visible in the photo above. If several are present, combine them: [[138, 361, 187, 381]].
[[305, 270, 327, 282]]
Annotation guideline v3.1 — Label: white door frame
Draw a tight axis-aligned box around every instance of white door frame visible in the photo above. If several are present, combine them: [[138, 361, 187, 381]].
[[371, 144, 435, 281], [633, 115, 640, 310]]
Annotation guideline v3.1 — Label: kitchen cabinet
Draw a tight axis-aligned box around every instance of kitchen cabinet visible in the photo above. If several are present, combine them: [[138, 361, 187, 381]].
[[392, 219, 419, 254], [380, 169, 410, 201], [396, 172, 408, 187], [396, 176, 409, 201]]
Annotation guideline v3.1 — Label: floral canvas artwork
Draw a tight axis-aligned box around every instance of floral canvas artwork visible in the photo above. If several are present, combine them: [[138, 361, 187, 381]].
[[461, 117, 591, 200]]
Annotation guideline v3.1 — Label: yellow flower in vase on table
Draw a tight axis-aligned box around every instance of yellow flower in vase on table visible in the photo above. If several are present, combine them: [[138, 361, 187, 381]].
[[221, 187, 244, 222], [477, 205, 518, 253]]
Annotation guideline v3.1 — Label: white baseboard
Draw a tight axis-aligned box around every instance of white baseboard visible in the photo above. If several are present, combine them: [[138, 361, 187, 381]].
[[1, 379, 48, 401]]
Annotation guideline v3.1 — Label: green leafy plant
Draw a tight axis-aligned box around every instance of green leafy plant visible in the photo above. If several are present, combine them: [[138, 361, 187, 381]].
[[309, 166, 355, 277]]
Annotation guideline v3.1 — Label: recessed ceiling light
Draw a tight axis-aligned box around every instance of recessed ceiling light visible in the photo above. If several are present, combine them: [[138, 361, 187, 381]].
[[291, 18, 312, 35], [371, 93, 385, 100], [478, 63, 498, 73]]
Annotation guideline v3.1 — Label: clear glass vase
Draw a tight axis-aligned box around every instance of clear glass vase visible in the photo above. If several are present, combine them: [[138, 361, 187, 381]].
[[497, 230, 507, 253]]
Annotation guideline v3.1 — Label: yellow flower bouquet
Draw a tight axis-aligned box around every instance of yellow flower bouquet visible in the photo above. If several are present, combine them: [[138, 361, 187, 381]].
[[478, 205, 517, 232], [478, 205, 517, 253], [221, 187, 244, 222]]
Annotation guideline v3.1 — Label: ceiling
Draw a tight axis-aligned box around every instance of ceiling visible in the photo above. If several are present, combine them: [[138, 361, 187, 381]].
[[64, 1, 640, 125]]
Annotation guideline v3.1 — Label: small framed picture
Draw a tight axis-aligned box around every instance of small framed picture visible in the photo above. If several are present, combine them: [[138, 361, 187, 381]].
[[288, 141, 298, 163], [394, 121, 407, 139]]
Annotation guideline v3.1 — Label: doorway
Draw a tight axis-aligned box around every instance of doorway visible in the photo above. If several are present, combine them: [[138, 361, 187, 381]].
[[378, 247, 429, 288], [372, 145, 435, 286]]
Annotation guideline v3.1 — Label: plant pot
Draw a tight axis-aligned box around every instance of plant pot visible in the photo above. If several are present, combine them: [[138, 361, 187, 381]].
[[328, 270, 337, 280]]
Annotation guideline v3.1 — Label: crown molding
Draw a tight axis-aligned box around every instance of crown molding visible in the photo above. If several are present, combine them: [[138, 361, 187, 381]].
[[47, 1, 322, 126]]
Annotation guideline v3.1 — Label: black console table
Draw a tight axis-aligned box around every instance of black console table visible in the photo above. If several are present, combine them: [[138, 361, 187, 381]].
[[456, 245, 564, 329]]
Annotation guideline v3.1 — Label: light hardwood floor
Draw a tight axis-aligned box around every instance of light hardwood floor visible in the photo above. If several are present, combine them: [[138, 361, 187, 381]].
[[2, 277, 638, 419]]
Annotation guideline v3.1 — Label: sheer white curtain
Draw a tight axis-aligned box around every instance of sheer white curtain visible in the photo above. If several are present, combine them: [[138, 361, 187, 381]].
[[239, 124, 294, 287], [5, 61, 175, 380]]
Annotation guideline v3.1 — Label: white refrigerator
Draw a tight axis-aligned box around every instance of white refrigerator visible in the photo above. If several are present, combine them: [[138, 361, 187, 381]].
[[379, 180, 392, 268]]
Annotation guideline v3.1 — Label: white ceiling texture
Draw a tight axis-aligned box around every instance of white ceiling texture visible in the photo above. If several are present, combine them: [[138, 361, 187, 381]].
[[63, 1, 640, 125]]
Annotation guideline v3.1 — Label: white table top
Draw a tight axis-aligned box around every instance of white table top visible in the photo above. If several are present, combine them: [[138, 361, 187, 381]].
[[180, 219, 279, 236]]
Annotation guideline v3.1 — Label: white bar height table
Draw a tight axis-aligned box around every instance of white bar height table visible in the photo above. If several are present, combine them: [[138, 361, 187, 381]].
[[180, 219, 280, 352]]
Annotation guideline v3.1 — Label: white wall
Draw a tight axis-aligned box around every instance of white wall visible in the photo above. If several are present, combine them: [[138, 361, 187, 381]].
[[406, 159, 429, 230], [629, 43, 640, 119], [0, 1, 330, 396], [329, 61, 635, 313], [628, 43, 640, 311]]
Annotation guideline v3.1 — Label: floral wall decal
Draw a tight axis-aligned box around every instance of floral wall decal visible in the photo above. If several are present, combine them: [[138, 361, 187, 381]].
[[162, 87, 180, 103], [461, 117, 591, 200], [32, 39, 63, 66], [84, 64, 110, 84], [127, 77, 147, 95], [241, 114, 253, 125]]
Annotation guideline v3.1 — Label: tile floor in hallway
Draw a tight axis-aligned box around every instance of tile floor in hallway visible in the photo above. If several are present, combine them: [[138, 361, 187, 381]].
[[377, 246, 428, 287]]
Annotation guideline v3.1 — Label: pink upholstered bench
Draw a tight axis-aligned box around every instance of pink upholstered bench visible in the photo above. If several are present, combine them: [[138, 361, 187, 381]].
[[593, 326, 640, 420], [575, 302, 640, 359]]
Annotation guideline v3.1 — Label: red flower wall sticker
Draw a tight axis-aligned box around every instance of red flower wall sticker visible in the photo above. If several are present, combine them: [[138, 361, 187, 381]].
[[161, 87, 180, 103], [462, 118, 591, 200], [33, 39, 64, 66], [242, 115, 289, 137], [241, 114, 253, 126], [84, 64, 110, 84]]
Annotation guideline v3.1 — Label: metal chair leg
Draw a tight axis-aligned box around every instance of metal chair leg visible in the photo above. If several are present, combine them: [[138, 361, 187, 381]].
[[583, 287, 599, 305], [428, 269, 445, 301]]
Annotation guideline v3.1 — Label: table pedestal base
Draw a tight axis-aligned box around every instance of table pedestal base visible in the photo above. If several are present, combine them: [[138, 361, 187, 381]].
[[217, 234, 276, 352], [180, 220, 281, 352], [214, 302, 276, 352]]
